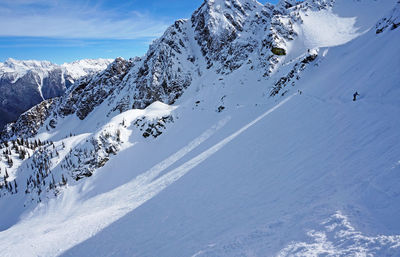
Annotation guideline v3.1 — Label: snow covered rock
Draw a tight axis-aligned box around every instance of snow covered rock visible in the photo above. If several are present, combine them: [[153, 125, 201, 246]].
[[276, 0, 298, 10], [376, 0, 400, 33]]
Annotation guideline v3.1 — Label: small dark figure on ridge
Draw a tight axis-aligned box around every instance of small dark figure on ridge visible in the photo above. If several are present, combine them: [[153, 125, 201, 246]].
[[353, 91, 359, 101]]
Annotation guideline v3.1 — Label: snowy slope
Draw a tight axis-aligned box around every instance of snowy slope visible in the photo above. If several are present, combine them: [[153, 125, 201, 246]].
[[0, 0, 400, 256]]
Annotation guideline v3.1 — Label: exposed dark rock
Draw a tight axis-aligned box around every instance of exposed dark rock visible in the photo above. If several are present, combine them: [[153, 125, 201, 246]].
[[271, 47, 287, 56]]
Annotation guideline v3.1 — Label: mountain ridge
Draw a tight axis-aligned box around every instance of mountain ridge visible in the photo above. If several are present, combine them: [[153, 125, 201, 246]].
[[0, 0, 399, 256], [0, 58, 113, 129]]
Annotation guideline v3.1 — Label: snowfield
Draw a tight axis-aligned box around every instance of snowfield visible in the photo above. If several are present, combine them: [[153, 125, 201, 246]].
[[0, 0, 400, 256]]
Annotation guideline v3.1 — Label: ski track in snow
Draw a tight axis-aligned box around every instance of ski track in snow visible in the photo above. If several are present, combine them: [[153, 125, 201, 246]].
[[0, 94, 295, 257], [144, 116, 231, 183], [5, 94, 295, 256], [151, 93, 296, 188]]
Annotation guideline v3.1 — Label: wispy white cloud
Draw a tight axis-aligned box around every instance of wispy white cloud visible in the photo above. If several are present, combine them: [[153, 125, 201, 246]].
[[0, 0, 170, 39]]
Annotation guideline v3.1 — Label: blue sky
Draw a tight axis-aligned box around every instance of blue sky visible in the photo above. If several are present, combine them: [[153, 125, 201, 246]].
[[0, 0, 279, 64]]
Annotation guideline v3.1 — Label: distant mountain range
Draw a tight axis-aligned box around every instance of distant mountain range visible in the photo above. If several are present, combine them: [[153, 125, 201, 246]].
[[0, 58, 112, 128]]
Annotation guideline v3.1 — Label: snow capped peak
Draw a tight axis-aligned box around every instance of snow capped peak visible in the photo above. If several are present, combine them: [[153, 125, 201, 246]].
[[201, 0, 262, 17], [0, 58, 111, 76], [0, 58, 113, 82], [1, 58, 55, 74], [61, 58, 113, 79], [62, 58, 113, 66], [0, 57, 113, 128], [204, 0, 258, 6], [4, 57, 52, 67], [276, 0, 298, 10], [0, 58, 59, 89]]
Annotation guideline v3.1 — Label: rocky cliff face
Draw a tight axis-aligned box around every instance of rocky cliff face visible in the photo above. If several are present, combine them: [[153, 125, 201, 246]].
[[1, 0, 328, 141], [0, 0, 359, 195], [1, 0, 395, 188], [0, 58, 113, 128]]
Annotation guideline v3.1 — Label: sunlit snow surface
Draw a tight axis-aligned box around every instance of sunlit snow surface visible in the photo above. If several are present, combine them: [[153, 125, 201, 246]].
[[0, 0, 400, 256], [277, 212, 400, 257]]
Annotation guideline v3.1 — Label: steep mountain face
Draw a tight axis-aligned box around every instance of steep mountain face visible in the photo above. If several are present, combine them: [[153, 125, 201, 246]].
[[0, 58, 112, 128], [191, 0, 262, 71], [0, 0, 334, 141], [0, 0, 400, 256]]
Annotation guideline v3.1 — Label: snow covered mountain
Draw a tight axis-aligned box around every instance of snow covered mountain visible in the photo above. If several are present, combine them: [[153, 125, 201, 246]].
[[0, 0, 400, 256], [0, 58, 113, 129]]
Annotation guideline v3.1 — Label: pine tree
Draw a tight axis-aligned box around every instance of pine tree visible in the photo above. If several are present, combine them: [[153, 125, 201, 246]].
[[4, 177, 8, 190], [50, 174, 56, 189], [116, 129, 121, 142], [61, 174, 67, 186], [7, 157, 13, 168], [19, 148, 26, 160]]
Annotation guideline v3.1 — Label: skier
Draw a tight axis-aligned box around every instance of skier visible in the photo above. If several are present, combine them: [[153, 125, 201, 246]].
[[353, 91, 359, 101]]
